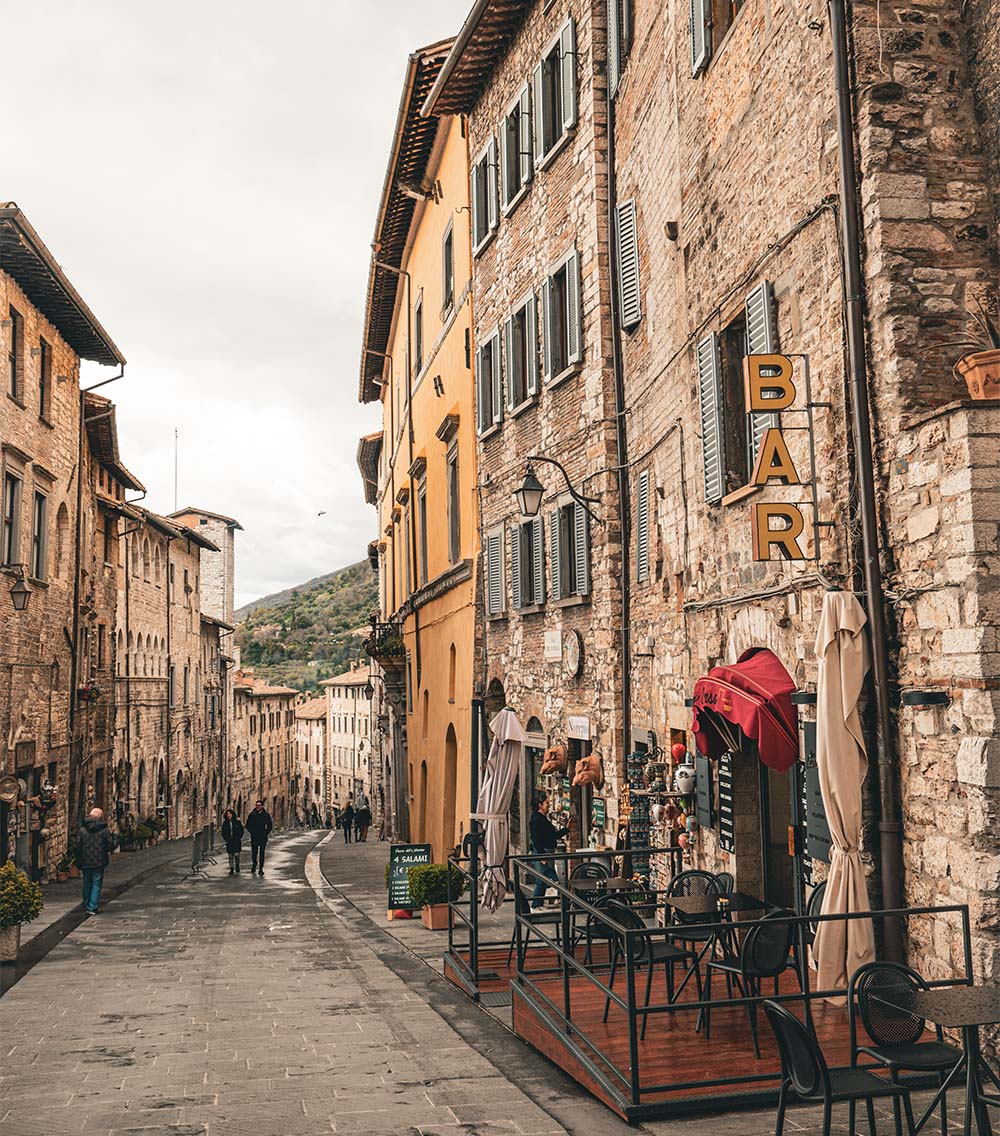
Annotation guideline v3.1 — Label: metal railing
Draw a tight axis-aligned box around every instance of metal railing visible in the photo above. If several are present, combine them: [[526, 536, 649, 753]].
[[446, 848, 516, 998], [510, 851, 975, 1118], [364, 618, 405, 662]]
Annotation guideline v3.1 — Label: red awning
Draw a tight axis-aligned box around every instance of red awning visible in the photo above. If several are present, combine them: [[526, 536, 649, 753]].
[[691, 647, 799, 773]]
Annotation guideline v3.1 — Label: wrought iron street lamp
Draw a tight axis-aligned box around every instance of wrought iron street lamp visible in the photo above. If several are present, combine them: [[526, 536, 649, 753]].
[[9, 565, 31, 611], [514, 455, 601, 522]]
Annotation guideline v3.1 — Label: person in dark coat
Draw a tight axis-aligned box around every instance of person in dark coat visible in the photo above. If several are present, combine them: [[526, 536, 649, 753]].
[[528, 794, 569, 909], [75, 807, 118, 915], [341, 799, 355, 844], [221, 808, 244, 874], [244, 800, 273, 875], [355, 794, 372, 843]]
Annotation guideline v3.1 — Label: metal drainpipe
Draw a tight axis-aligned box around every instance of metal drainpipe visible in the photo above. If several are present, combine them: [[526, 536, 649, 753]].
[[604, 39, 633, 762], [828, 0, 903, 959]]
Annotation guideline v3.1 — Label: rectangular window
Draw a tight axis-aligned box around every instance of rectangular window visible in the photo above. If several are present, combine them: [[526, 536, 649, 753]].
[[550, 501, 591, 600], [169, 665, 176, 707], [442, 223, 455, 312], [608, 0, 633, 96], [446, 443, 460, 564], [615, 199, 641, 330], [183, 666, 189, 705], [636, 471, 651, 583], [2, 472, 21, 565], [504, 294, 539, 410], [7, 306, 23, 402], [404, 507, 412, 597], [417, 477, 428, 586], [541, 249, 582, 383], [414, 294, 424, 375], [39, 338, 52, 420], [30, 491, 47, 579], [484, 527, 505, 616], [533, 18, 576, 165], [470, 138, 498, 254], [500, 84, 533, 210], [475, 330, 502, 433], [511, 517, 546, 609], [103, 512, 116, 564], [97, 624, 106, 670]]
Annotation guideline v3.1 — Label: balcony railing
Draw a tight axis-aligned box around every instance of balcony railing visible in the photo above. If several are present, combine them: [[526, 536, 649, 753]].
[[364, 617, 405, 663]]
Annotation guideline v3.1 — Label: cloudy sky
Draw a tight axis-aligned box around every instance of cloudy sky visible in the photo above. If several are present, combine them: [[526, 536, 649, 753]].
[[6, 0, 468, 607]]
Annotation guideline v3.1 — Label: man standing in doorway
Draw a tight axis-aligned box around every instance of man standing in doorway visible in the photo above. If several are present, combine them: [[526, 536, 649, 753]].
[[245, 799, 273, 875], [529, 794, 569, 909], [76, 807, 118, 915]]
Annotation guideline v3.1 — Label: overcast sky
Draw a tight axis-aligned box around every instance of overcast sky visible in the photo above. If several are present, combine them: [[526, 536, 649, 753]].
[[6, 1, 468, 607]]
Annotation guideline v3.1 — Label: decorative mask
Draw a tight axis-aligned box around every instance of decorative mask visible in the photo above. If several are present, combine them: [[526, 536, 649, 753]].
[[541, 744, 567, 775], [571, 753, 604, 789]]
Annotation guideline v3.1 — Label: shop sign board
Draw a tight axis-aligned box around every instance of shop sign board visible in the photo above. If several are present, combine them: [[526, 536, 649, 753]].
[[567, 715, 591, 741], [695, 754, 713, 828], [800, 722, 832, 864], [717, 753, 735, 852], [388, 842, 432, 909], [591, 797, 606, 827]]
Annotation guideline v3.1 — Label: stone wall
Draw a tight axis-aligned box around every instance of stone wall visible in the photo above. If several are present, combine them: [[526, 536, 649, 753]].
[[964, 0, 1000, 258]]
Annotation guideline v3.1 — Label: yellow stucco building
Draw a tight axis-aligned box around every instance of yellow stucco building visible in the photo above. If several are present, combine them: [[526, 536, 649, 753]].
[[357, 40, 476, 861]]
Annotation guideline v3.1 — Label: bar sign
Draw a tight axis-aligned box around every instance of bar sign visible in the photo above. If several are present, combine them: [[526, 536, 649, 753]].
[[717, 752, 735, 853]]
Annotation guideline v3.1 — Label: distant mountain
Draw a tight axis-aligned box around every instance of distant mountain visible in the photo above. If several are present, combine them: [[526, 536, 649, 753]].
[[234, 561, 378, 693]]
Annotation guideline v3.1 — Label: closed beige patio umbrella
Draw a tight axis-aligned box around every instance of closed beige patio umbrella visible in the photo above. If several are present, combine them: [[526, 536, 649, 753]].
[[472, 707, 527, 913], [812, 591, 875, 995]]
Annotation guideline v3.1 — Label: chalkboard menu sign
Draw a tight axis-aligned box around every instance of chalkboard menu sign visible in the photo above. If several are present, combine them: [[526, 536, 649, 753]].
[[695, 754, 713, 828], [801, 722, 832, 865], [717, 753, 735, 852], [388, 842, 432, 909]]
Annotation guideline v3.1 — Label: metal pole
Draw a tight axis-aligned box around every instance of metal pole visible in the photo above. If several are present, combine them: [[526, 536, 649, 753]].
[[828, 0, 903, 960], [469, 696, 483, 987]]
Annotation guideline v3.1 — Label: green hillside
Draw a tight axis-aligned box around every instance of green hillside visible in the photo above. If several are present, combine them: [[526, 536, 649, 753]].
[[234, 561, 378, 693]]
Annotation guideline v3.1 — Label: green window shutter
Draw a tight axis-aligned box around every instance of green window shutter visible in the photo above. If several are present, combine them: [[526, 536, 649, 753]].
[[475, 343, 486, 432], [744, 280, 779, 464], [697, 332, 726, 504], [510, 525, 522, 610], [504, 315, 517, 411], [690, 0, 710, 76], [616, 199, 641, 330], [490, 334, 503, 425], [560, 18, 577, 132], [486, 530, 504, 615], [519, 84, 533, 186], [574, 503, 590, 596], [608, 0, 622, 96], [487, 137, 499, 233], [470, 162, 481, 248], [636, 470, 650, 582], [526, 295, 540, 397], [541, 277, 553, 382], [549, 510, 562, 599], [532, 62, 545, 164], [499, 118, 510, 206], [566, 250, 583, 365], [532, 516, 546, 604]]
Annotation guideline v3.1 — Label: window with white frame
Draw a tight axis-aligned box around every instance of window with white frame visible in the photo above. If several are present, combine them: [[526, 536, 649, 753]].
[[549, 501, 591, 600], [504, 294, 539, 411], [511, 516, 545, 609], [484, 527, 505, 616], [532, 17, 577, 165], [608, 0, 633, 96], [541, 248, 582, 383], [30, 489, 47, 580], [2, 470, 21, 566], [470, 138, 498, 254], [500, 84, 532, 211], [442, 222, 455, 313], [691, 0, 745, 76], [446, 443, 460, 564], [475, 330, 502, 433]]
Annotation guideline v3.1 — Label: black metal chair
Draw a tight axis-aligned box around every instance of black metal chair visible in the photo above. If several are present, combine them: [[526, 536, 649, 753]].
[[850, 962, 965, 1136], [714, 871, 735, 894], [577, 890, 616, 967], [806, 879, 827, 947], [569, 860, 610, 882], [703, 909, 798, 1058], [664, 869, 721, 961], [506, 878, 562, 968], [763, 1000, 916, 1136], [600, 900, 703, 1039]]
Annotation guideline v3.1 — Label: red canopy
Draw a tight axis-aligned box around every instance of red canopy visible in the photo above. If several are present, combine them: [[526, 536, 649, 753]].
[[691, 647, 799, 773]]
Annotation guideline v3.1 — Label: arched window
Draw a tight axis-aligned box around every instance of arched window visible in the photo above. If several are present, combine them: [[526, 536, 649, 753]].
[[315, 778, 320, 795], [131, 537, 140, 577], [154, 544, 162, 584], [55, 503, 70, 578], [142, 538, 151, 581], [449, 644, 457, 702]]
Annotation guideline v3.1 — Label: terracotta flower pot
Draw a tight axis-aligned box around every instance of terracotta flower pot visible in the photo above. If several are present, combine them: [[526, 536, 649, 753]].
[[68, 866, 81, 878], [420, 903, 451, 931], [0, 924, 21, 963], [955, 348, 1000, 399], [57, 871, 69, 883]]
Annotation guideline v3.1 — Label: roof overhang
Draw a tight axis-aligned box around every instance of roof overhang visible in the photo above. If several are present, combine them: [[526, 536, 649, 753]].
[[421, 0, 532, 117], [129, 507, 221, 552], [0, 205, 126, 366], [84, 392, 145, 492], [357, 433, 383, 506], [169, 506, 244, 531], [200, 613, 235, 632]]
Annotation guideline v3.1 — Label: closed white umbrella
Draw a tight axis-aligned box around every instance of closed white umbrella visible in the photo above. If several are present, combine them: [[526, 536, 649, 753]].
[[812, 591, 876, 995], [472, 707, 527, 912]]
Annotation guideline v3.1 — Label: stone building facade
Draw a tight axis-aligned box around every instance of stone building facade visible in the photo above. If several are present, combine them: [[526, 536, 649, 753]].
[[321, 666, 372, 814], [293, 695, 328, 826], [228, 668, 296, 825], [0, 205, 126, 879], [170, 506, 241, 629]]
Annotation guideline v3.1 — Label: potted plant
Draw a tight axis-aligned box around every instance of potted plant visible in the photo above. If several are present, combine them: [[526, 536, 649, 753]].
[[954, 295, 1000, 399], [55, 855, 71, 883], [0, 862, 43, 962], [134, 823, 154, 849], [65, 846, 81, 878], [408, 863, 467, 930]]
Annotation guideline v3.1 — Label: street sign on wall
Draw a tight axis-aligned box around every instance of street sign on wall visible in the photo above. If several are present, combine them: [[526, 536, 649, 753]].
[[388, 842, 432, 909]]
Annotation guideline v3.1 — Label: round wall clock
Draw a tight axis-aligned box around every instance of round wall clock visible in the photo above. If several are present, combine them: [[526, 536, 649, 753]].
[[563, 630, 583, 678]]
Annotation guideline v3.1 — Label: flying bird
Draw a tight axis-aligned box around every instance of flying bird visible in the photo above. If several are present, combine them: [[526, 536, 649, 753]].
[[317, 510, 327, 516]]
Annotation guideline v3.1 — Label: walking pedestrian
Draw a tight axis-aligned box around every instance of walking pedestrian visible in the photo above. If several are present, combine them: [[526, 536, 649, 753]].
[[245, 799, 273, 875], [75, 807, 118, 915], [528, 794, 569, 909], [356, 791, 372, 843], [341, 799, 355, 844], [221, 808, 244, 874]]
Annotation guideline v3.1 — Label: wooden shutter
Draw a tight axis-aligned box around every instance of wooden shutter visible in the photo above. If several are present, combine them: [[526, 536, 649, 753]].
[[616, 199, 641, 330], [566, 250, 583, 365], [519, 84, 533, 186], [504, 314, 517, 410], [490, 334, 503, 425], [470, 161, 481, 249], [526, 295, 540, 397], [560, 18, 577, 132], [475, 342, 487, 432], [697, 332, 726, 504], [690, 0, 710, 76], [636, 470, 650, 582], [744, 280, 779, 463], [574, 503, 590, 596], [486, 137, 499, 233], [510, 525, 522, 610], [532, 62, 545, 164], [486, 530, 504, 615], [541, 276, 553, 381], [549, 510, 561, 599], [532, 516, 546, 604], [608, 0, 622, 97], [499, 117, 511, 207]]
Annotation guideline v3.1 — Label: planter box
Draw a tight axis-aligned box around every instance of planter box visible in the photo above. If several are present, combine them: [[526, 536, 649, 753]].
[[956, 348, 1000, 399], [420, 903, 450, 931], [0, 924, 20, 963]]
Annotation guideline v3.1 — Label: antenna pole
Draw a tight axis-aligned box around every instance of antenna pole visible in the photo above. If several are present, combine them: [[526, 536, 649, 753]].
[[174, 428, 178, 511]]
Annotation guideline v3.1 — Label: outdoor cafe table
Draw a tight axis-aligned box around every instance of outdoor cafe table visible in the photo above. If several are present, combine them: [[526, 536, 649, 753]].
[[872, 985, 1000, 1135], [663, 892, 765, 917]]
